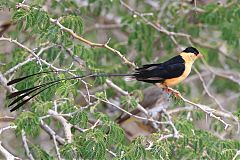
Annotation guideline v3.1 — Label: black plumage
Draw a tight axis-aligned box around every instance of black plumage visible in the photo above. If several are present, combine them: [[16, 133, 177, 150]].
[[7, 47, 201, 112], [183, 47, 199, 55], [134, 55, 185, 83]]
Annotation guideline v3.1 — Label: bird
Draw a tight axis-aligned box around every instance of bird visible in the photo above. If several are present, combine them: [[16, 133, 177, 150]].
[[7, 46, 202, 112]]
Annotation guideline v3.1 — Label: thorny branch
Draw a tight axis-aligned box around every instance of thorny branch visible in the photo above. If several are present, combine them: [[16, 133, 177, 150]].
[[15, 3, 136, 68], [106, 79, 149, 116], [176, 89, 231, 129], [4, 44, 54, 76], [193, 67, 226, 111], [120, 0, 190, 47]]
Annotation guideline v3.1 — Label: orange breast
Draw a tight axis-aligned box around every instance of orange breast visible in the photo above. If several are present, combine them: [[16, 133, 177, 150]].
[[164, 62, 192, 87]]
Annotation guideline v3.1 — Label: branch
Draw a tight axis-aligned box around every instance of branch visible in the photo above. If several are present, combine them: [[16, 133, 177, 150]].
[[47, 110, 72, 143], [53, 19, 136, 68], [232, 150, 240, 160], [0, 71, 16, 92], [120, 0, 190, 47], [170, 88, 231, 130], [0, 37, 66, 72], [21, 130, 34, 160], [40, 120, 65, 145], [4, 57, 35, 75], [4, 44, 54, 76], [106, 79, 149, 116], [193, 67, 225, 111], [0, 116, 15, 122], [0, 125, 17, 134], [94, 95, 170, 125], [0, 125, 21, 159], [162, 109, 179, 139], [52, 135, 62, 160], [192, 39, 240, 63], [106, 149, 117, 157], [16, 3, 136, 68], [201, 60, 240, 86], [0, 142, 21, 160], [0, 37, 91, 101]]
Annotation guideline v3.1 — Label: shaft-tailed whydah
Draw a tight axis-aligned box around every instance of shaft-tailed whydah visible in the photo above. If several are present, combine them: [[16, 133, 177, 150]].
[[7, 47, 203, 112]]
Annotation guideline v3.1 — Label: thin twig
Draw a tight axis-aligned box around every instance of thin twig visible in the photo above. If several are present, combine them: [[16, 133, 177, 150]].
[[162, 109, 179, 138], [0, 142, 21, 160], [95, 95, 170, 125], [232, 150, 240, 160], [52, 133, 62, 160], [21, 130, 34, 160], [173, 89, 231, 129], [16, 2, 136, 68], [0, 37, 65, 72], [120, 0, 190, 47], [0, 125, 17, 134], [0, 116, 15, 122], [47, 110, 72, 143], [193, 67, 225, 111], [106, 79, 149, 116], [40, 120, 65, 145]]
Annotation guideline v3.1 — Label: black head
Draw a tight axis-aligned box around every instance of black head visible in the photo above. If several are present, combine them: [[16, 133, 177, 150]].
[[183, 47, 199, 55]]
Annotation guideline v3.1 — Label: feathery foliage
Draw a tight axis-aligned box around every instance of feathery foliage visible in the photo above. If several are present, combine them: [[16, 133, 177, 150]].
[[0, 0, 240, 159]]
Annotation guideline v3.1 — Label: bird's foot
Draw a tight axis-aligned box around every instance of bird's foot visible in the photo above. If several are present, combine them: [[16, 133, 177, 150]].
[[163, 87, 181, 98]]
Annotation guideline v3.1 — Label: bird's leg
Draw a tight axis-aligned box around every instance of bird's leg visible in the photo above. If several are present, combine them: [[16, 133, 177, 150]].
[[167, 87, 181, 98], [156, 83, 181, 98], [162, 85, 180, 98]]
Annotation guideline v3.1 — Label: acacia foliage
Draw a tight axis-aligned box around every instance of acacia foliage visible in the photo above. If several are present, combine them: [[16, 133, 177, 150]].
[[0, 0, 240, 159]]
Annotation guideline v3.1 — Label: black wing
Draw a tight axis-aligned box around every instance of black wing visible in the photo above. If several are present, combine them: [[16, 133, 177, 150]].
[[134, 55, 185, 83]]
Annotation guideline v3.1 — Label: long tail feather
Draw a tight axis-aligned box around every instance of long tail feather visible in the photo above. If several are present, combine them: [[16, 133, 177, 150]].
[[10, 82, 58, 112], [8, 79, 63, 99], [7, 72, 134, 111], [8, 80, 61, 107], [8, 87, 41, 107], [7, 71, 56, 85]]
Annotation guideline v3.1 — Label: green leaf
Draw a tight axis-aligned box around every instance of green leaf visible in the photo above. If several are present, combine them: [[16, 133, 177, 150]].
[[12, 9, 27, 21], [61, 15, 84, 35], [30, 144, 53, 160], [150, 143, 170, 160], [95, 91, 107, 100], [15, 111, 40, 137], [100, 121, 125, 146], [120, 95, 138, 109], [78, 130, 106, 160], [69, 110, 88, 127], [61, 144, 78, 160]]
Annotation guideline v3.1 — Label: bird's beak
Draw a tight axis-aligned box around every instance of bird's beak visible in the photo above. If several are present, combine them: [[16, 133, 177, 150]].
[[197, 53, 203, 59]]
